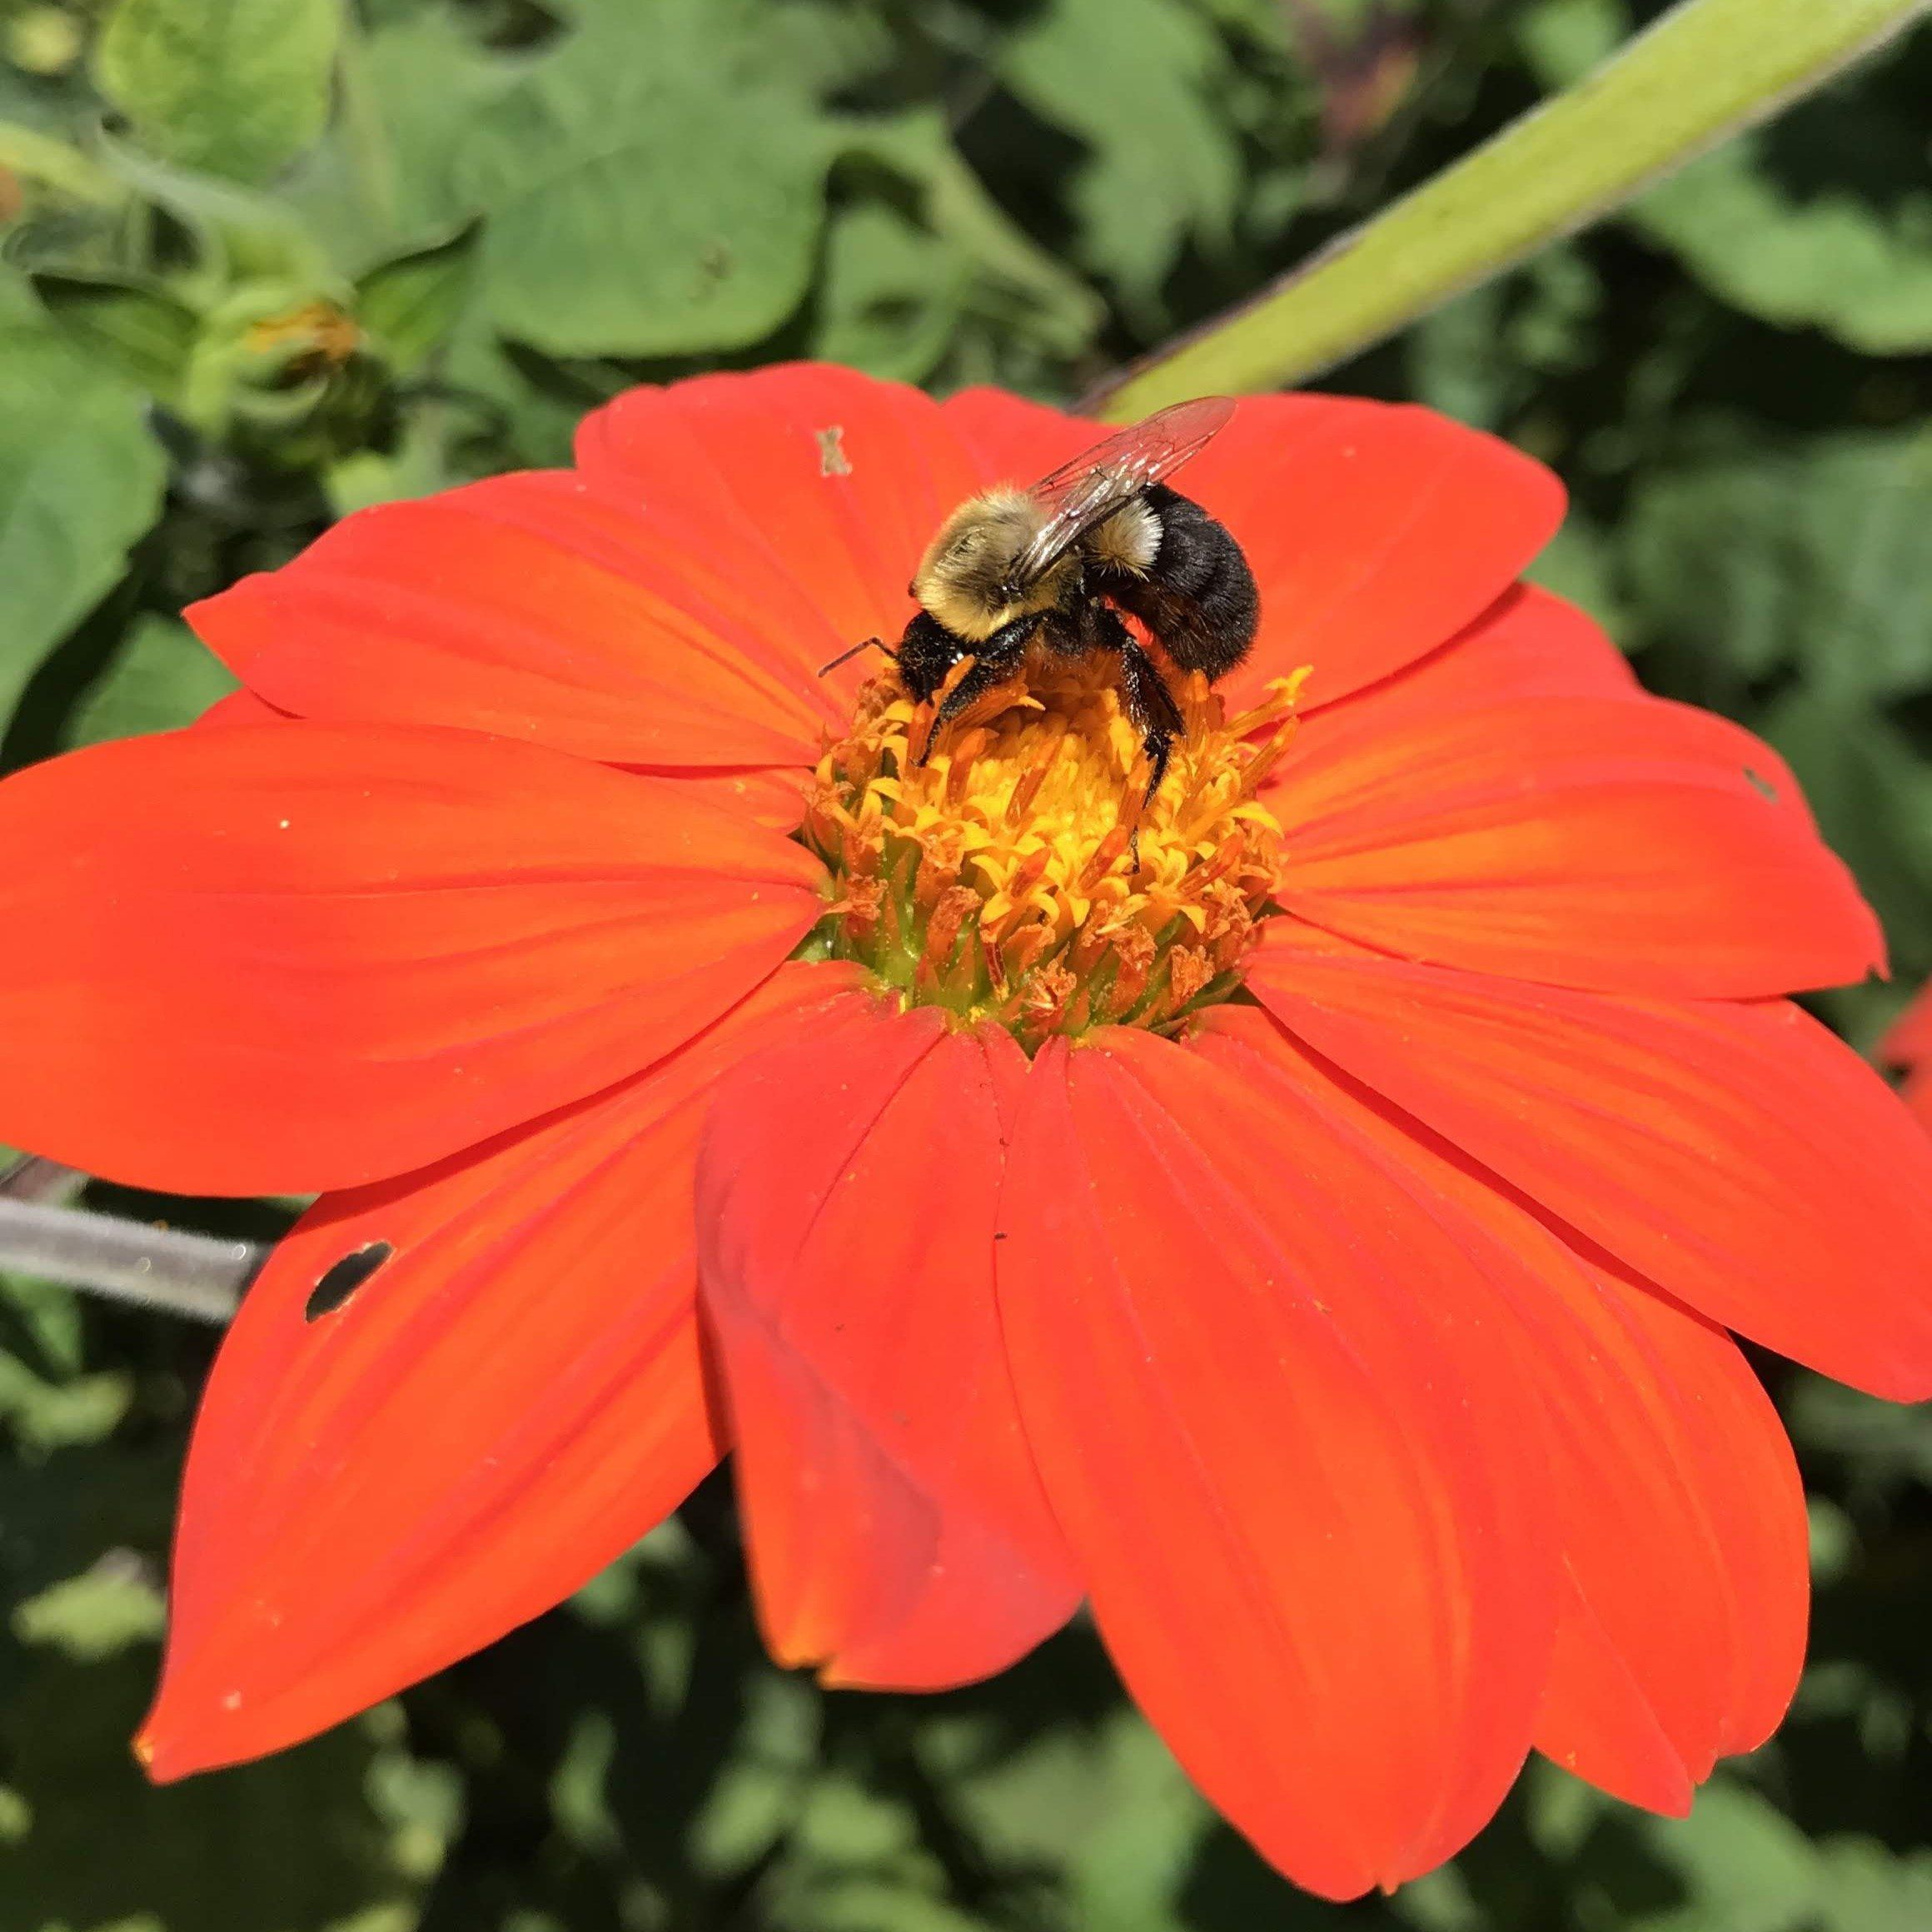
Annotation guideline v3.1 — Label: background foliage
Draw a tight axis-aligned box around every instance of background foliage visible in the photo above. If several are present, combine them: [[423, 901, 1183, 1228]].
[[3, 0, 1932, 1925]]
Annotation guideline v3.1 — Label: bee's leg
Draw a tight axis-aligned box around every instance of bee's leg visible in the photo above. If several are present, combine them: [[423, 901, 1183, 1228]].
[[817, 635, 894, 677], [915, 614, 1043, 765], [1107, 617, 1184, 807]]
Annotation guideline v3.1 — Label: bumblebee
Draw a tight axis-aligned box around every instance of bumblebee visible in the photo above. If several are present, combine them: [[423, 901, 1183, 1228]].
[[859, 397, 1260, 798]]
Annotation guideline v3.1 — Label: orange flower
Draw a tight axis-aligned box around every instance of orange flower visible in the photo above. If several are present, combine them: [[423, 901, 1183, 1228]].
[[0, 364, 1925, 1900], [1880, 986, 1932, 1130]]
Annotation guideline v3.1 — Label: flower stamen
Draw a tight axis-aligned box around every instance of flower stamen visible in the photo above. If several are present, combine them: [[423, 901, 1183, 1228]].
[[800, 657, 1305, 1051]]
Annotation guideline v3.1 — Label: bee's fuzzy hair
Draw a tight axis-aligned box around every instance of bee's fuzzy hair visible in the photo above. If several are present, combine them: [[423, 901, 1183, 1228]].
[[1085, 499, 1161, 576], [911, 488, 1054, 644]]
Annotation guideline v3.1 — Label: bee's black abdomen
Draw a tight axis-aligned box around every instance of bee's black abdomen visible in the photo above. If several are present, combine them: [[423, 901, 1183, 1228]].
[[1109, 483, 1258, 681]]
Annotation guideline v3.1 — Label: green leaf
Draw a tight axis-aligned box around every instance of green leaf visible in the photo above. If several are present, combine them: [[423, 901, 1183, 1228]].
[[462, 2, 831, 358], [1814, 1840, 1932, 1932], [358, 9, 519, 235], [1001, 0, 1240, 311], [834, 110, 1105, 361], [65, 615, 239, 749], [1626, 431, 1932, 699], [813, 202, 967, 384], [928, 1706, 1209, 1932], [27, 271, 199, 401], [0, 1271, 85, 1377], [0, 118, 125, 206], [1096, 0, 1932, 414], [0, 1354, 132, 1452], [353, 221, 476, 371], [12, 1556, 166, 1661], [1638, 144, 1932, 353], [1, 1650, 435, 1929], [1524, 0, 1932, 354], [687, 1670, 819, 1877], [1632, 1781, 1824, 1930], [281, 8, 524, 266], [0, 325, 167, 719], [96, 131, 335, 289], [94, 0, 343, 185]]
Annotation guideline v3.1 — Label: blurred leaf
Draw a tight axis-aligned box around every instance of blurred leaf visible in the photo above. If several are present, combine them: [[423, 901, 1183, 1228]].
[[0, 1352, 132, 1451], [937, 1705, 1209, 1931], [0, 1272, 85, 1377], [1787, 1377, 1932, 1490], [1001, 0, 1239, 311], [772, 1766, 964, 1930], [65, 614, 239, 748], [687, 1669, 819, 1877], [285, 8, 523, 262], [1516, 0, 1625, 79], [1814, 1837, 1932, 1930], [0, 324, 166, 717], [1526, 0, 1932, 354], [835, 110, 1105, 361], [354, 221, 476, 371], [0, 118, 124, 205], [13, 1555, 166, 1661], [96, 132, 335, 289], [28, 271, 200, 402], [462, 1, 831, 357], [1098, 0, 1931, 413], [1627, 431, 1932, 698], [0, 265, 36, 322], [95, 0, 343, 186], [1631, 1781, 1824, 1931], [1641, 142, 1932, 354], [814, 202, 969, 383], [2, 1650, 433, 1930]]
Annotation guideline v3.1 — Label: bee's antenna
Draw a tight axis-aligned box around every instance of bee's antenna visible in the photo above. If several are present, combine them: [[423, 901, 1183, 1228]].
[[818, 637, 897, 677]]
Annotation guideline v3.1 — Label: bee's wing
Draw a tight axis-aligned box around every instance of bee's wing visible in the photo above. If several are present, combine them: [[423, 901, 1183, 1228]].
[[1008, 396, 1237, 589]]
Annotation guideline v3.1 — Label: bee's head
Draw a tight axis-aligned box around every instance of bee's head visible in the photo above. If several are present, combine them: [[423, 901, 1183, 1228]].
[[911, 490, 1061, 642]]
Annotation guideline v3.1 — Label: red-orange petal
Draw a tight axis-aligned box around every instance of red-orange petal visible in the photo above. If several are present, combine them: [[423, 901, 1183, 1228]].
[[1248, 939, 1932, 1398], [190, 470, 837, 768], [1879, 986, 1932, 1133], [1193, 1006, 1807, 1817], [195, 686, 288, 729], [575, 362, 985, 708], [1297, 582, 1640, 738], [941, 386, 1095, 483], [1529, 1266, 1806, 1809], [0, 724, 825, 1194], [1172, 394, 1565, 714], [997, 1029, 1557, 1900], [635, 765, 809, 834], [139, 964, 865, 1781], [205, 690, 805, 831], [696, 1003, 1079, 1689], [1270, 689, 1880, 997]]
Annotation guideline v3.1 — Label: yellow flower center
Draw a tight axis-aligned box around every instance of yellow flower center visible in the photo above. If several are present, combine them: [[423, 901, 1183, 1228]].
[[799, 658, 1304, 1051]]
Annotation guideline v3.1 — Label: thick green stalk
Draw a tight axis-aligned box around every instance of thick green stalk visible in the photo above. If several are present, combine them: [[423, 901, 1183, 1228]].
[[1091, 0, 1931, 419]]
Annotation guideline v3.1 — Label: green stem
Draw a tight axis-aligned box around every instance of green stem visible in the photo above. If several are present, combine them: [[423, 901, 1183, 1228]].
[[1088, 0, 1931, 418]]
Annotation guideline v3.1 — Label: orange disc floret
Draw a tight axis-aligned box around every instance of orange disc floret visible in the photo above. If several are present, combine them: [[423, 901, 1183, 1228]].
[[798, 657, 1302, 1049]]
